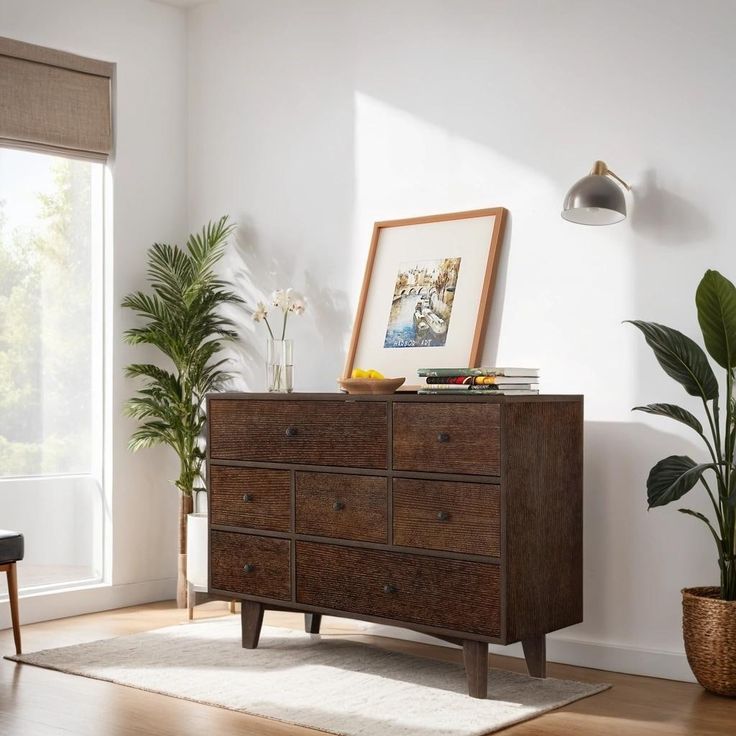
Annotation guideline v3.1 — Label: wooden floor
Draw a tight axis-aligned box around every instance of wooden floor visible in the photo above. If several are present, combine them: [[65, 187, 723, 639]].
[[1, 602, 734, 735]]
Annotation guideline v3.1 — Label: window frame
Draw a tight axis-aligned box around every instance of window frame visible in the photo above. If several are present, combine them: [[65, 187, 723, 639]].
[[0, 145, 109, 596]]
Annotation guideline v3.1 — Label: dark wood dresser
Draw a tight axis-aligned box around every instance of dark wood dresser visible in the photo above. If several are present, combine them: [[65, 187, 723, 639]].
[[206, 392, 583, 698]]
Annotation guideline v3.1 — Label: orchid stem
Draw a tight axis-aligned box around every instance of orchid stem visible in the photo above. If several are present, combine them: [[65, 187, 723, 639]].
[[263, 316, 275, 340]]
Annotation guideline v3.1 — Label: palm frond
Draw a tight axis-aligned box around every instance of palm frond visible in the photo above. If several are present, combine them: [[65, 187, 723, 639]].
[[147, 242, 193, 304], [128, 422, 176, 451], [121, 291, 170, 324], [122, 216, 242, 495]]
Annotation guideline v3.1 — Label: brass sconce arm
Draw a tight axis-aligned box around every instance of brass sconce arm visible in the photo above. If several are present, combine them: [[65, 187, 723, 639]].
[[591, 160, 631, 191]]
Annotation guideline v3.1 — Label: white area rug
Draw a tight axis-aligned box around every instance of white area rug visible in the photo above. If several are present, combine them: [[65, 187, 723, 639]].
[[10, 620, 608, 735]]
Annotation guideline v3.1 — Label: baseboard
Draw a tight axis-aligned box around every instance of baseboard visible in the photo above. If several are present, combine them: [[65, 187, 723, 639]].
[[355, 622, 696, 683], [0, 577, 177, 630], [533, 635, 695, 683]]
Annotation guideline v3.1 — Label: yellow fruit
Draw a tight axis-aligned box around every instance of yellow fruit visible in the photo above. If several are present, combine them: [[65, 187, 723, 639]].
[[352, 368, 368, 378], [367, 369, 385, 379]]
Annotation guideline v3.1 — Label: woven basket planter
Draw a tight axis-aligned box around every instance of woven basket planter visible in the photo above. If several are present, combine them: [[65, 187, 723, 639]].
[[682, 587, 736, 697]]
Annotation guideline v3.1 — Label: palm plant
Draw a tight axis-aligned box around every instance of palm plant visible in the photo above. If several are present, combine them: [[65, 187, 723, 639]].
[[628, 269, 736, 600], [122, 216, 242, 606]]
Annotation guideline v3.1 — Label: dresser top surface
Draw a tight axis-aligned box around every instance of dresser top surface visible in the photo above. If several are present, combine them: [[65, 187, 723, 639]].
[[208, 392, 582, 403]]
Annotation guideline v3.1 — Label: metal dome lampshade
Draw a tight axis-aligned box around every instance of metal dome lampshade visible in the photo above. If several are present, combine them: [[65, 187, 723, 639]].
[[561, 160, 631, 225]]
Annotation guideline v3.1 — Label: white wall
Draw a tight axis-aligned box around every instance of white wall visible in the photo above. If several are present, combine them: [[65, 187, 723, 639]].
[[0, 0, 187, 625], [187, 0, 736, 680]]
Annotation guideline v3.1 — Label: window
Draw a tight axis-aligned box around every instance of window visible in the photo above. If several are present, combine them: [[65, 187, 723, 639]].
[[0, 147, 104, 592]]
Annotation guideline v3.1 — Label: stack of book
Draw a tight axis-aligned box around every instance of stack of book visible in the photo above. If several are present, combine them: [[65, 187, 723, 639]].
[[416, 367, 539, 395]]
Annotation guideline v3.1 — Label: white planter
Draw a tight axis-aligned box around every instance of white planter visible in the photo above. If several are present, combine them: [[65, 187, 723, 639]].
[[186, 512, 208, 588]]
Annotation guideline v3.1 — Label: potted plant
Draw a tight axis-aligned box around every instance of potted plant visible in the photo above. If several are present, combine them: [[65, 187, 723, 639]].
[[123, 216, 242, 607], [628, 269, 736, 696]]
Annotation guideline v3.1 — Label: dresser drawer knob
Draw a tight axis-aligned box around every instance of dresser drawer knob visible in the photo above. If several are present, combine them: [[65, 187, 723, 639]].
[[383, 583, 397, 594], [242, 493, 253, 503], [242, 563, 255, 573], [436, 510, 450, 522], [285, 426, 299, 438], [332, 501, 345, 512], [437, 432, 450, 443]]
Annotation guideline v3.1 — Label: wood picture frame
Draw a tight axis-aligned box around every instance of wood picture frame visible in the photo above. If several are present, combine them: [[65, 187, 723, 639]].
[[343, 207, 507, 380]]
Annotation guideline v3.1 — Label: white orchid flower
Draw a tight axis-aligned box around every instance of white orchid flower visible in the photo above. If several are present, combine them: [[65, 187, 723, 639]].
[[271, 288, 291, 311], [288, 291, 306, 315], [260, 287, 307, 340], [252, 301, 269, 322]]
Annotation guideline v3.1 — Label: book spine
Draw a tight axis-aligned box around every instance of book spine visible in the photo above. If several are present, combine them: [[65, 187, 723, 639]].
[[426, 376, 511, 385], [418, 368, 540, 378], [426, 376, 474, 385], [495, 390, 539, 395], [417, 389, 477, 394], [418, 368, 482, 377], [418, 388, 540, 395], [470, 384, 538, 391], [421, 383, 472, 390]]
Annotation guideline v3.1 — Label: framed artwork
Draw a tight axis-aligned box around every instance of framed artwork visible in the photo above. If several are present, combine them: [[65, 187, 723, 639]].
[[344, 207, 507, 380]]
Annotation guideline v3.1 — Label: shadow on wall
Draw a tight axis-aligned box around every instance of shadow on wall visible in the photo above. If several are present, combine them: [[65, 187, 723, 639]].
[[578, 419, 715, 650], [218, 220, 353, 391], [630, 170, 712, 245], [218, 219, 278, 391], [303, 269, 353, 379]]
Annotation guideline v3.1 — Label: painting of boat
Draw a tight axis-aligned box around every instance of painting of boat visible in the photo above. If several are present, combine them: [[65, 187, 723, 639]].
[[413, 303, 430, 335], [425, 310, 447, 339], [383, 257, 460, 348]]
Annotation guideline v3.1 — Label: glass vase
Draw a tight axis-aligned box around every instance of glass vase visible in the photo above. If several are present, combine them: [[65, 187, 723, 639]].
[[266, 338, 294, 393]]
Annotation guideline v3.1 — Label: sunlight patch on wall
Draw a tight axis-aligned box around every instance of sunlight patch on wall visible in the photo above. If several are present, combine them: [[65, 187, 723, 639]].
[[351, 91, 637, 419]]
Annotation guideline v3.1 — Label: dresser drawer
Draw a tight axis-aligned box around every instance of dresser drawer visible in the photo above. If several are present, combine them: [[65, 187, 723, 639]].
[[296, 472, 388, 543], [393, 479, 501, 557], [210, 466, 291, 532], [393, 403, 501, 475], [296, 541, 500, 636], [209, 399, 388, 469], [210, 531, 291, 601]]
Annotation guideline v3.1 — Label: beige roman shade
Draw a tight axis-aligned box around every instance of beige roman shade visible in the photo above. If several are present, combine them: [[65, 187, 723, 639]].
[[0, 36, 113, 161]]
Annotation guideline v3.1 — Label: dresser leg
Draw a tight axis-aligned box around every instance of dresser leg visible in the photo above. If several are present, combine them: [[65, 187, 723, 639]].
[[305, 613, 322, 634], [241, 601, 264, 649], [522, 635, 546, 678], [462, 639, 488, 698]]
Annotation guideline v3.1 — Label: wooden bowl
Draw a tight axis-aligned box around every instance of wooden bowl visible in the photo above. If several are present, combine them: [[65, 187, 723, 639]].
[[338, 377, 406, 395]]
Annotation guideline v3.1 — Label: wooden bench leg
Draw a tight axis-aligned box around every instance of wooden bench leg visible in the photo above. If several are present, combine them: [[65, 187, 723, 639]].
[[522, 635, 546, 678], [305, 613, 322, 634], [187, 582, 195, 621], [5, 563, 21, 655], [241, 601, 264, 649], [462, 639, 488, 698]]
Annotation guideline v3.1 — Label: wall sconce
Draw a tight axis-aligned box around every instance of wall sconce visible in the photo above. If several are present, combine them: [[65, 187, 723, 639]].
[[561, 160, 631, 225]]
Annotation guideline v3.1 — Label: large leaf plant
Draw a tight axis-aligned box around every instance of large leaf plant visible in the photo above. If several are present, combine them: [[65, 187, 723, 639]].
[[122, 216, 242, 605], [628, 270, 736, 600]]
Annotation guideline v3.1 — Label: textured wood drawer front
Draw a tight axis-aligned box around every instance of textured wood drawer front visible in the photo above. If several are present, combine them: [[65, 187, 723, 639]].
[[296, 472, 388, 543], [209, 399, 388, 469], [210, 466, 291, 532], [393, 479, 501, 557], [210, 531, 291, 601], [393, 403, 501, 475], [296, 541, 500, 637]]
